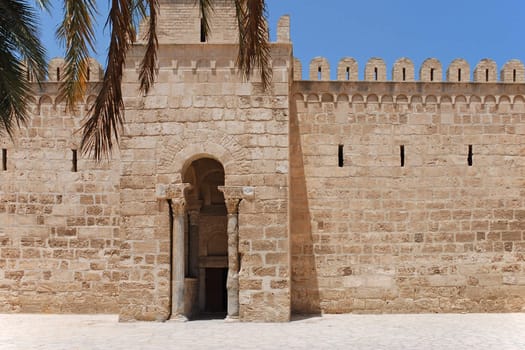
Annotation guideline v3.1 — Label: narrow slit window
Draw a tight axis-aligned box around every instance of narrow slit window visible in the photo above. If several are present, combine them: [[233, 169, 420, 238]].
[[430, 68, 434, 82], [485, 69, 489, 82], [200, 18, 207, 42], [238, 253, 242, 272], [318, 66, 322, 80], [2, 149, 7, 171], [400, 145, 405, 167], [346, 67, 350, 80], [57, 67, 60, 81], [458, 68, 462, 82], [402, 67, 406, 81], [374, 67, 378, 81], [72, 149, 78, 172], [467, 145, 473, 166], [338, 145, 344, 167], [513, 69, 517, 82]]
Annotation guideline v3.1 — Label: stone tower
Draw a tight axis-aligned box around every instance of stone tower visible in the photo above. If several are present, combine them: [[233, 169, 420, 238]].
[[119, 0, 294, 321], [151, 0, 239, 44]]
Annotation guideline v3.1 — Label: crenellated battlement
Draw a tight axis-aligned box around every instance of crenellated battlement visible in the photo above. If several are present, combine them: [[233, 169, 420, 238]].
[[293, 80, 525, 113], [19, 57, 103, 113], [297, 57, 525, 83], [24, 57, 104, 84]]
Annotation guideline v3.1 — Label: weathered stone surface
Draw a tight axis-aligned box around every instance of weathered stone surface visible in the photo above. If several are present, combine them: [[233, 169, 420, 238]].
[[291, 81, 525, 314], [1, 1, 524, 322]]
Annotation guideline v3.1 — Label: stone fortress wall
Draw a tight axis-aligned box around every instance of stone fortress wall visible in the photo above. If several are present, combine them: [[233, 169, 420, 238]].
[[1, 0, 524, 320], [291, 56, 525, 313], [0, 61, 122, 314]]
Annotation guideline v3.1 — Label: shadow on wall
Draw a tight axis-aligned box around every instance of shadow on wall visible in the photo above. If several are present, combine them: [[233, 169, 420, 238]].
[[290, 95, 321, 315]]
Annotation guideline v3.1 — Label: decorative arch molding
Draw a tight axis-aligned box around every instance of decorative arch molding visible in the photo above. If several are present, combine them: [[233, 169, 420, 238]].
[[157, 129, 250, 181], [298, 92, 525, 112]]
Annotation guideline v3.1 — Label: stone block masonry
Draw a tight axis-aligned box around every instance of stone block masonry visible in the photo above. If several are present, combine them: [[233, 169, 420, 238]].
[[0, 83, 120, 314], [291, 81, 525, 314], [117, 40, 292, 322], [1, 0, 524, 321]]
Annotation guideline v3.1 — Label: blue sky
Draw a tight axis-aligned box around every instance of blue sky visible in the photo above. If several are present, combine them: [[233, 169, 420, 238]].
[[39, 0, 525, 80]]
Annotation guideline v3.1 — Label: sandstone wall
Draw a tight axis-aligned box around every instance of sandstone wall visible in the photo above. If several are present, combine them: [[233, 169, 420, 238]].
[[0, 84, 120, 313], [291, 81, 525, 314], [118, 42, 292, 321], [141, 0, 239, 44]]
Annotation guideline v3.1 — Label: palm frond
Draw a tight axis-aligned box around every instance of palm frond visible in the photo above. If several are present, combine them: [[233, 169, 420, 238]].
[[33, 0, 51, 12], [0, 49, 31, 136], [234, 0, 271, 89], [80, 0, 136, 160], [79, 0, 271, 160], [56, 0, 97, 109], [233, 0, 245, 42], [131, 0, 147, 26], [138, 0, 158, 94], [196, 0, 213, 42], [0, 0, 47, 137]]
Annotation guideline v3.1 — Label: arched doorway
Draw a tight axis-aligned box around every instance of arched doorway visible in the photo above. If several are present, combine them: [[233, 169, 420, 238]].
[[183, 158, 228, 318]]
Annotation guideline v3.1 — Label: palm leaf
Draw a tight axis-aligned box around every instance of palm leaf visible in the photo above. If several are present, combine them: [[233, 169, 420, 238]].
[[234, 0, 271, 89], [0, 49, 30, 136], [138, 0, 158, 94], [80, 0, 272, 160], [0, 0, 47, 137], [197, 0, 213, 42], [56, 0, 97, 109], [131, 0, 148, 26], [34, 0, 51, 12], [80, 0, 137, 160]]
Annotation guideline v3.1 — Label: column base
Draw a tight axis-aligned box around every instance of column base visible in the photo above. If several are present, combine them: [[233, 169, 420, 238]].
[[224, 315, 239, 322], [168, 314, 188, 322]]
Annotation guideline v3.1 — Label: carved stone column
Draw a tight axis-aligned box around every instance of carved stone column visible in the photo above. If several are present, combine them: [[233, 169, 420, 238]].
[[219, 186, 245, 320], [170, 198, 187, 321], [157, 183, 191, 322], [225, 197, 241, 319], [187, 203, 202, 279]]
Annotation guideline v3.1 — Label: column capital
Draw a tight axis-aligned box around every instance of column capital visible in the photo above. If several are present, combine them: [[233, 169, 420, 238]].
[[218, 186, 255, 201], [224, 198, 241, 215], [188, 211, 199, 225], [170, 198, 186, 216], [218, 186, 242, 215], [156, 182, 192, 200], [186, 200, 202, 213], [186, 200, 202, 225]]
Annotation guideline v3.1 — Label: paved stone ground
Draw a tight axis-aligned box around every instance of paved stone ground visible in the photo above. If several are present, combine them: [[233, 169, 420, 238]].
[[1, 313, 524, 350]]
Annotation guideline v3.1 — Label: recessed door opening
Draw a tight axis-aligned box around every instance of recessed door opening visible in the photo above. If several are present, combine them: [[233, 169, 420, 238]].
[[182, 157, 227, 320], [205, 268, 228, 315]]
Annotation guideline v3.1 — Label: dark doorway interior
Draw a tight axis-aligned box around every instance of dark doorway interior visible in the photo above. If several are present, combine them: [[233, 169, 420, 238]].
[[183, 158, 227, 320], [205, 268, 227, 314]]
